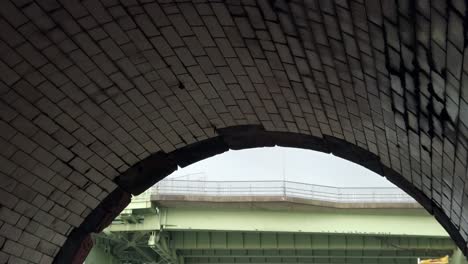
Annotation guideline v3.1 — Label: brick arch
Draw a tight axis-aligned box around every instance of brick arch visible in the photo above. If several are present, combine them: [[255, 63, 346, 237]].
[[55, 126, 466, 263], [0, 0, 466, 263]]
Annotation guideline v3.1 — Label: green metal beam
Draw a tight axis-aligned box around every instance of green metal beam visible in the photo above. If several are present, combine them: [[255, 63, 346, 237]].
[[108, 214, 161, 232], [148, 232, 180, 264], [108, 205, 449, 237], [158, 206, 449, 237], [183, 256, 418, 264], [89, 230, 456, 264], [179, 249, 454, 258], [170, 231, 455, 251]]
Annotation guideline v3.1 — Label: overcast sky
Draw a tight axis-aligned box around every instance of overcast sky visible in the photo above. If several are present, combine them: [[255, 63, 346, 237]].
[[167, 147, 396, 188]]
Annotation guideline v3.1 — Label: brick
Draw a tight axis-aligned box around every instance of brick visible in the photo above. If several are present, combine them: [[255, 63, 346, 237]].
[[0, 222, 21, 241], [3, 239, 24, 257], [22, 247, 43, 263]]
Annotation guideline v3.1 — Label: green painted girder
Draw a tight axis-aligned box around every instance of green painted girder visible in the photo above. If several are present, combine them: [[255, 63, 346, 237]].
[[93, 232, 162, 263], [158, 206, 449, 237], [87, 230, 455, 264], [108, 205, 449, 237], [183, 256, 419, 264], [148, 232, 180, 264], [170, 231, 455, 251], [179, 249, 453, 258], [88, 230, 455, 264]]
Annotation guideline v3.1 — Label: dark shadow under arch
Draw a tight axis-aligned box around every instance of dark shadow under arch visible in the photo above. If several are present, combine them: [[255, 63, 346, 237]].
[[53, 125, 466, 263]]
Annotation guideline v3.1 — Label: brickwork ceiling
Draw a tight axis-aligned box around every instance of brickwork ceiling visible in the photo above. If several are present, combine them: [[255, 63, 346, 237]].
[[0, 0, 467, 263]]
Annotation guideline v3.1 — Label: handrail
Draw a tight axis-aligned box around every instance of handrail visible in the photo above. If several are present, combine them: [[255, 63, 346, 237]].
[[153, 179, 402, 189], [132, 179, 417, 204]]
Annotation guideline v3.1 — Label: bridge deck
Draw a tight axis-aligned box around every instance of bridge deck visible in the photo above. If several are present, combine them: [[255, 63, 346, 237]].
[[86, 190, 461, 264]]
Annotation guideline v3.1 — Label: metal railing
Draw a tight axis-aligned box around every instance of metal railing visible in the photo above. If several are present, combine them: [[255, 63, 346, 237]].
[[135, 179, 416, 204]]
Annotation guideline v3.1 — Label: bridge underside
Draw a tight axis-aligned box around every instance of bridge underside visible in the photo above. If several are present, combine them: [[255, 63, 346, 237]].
[[87, 197, 457, 264], [89, 230, 456, 264], [0, 0, 467, 263]]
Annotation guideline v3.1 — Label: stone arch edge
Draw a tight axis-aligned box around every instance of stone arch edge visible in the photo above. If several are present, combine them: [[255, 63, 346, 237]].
[[53, 125, 465, 263]]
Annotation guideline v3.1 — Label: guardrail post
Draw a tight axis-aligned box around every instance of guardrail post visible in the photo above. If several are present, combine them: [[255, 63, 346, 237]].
[[282, 181, 286, 198]]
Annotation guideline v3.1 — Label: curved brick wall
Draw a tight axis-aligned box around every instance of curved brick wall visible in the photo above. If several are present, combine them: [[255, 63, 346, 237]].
[[0, 0, 466, 263]]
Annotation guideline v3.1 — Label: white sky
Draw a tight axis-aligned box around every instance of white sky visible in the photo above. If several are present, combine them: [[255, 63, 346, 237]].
[[167, 147, 396, 188]]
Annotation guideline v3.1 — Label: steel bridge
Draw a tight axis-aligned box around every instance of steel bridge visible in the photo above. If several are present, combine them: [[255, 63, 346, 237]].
[[85, 180, 466, 264]]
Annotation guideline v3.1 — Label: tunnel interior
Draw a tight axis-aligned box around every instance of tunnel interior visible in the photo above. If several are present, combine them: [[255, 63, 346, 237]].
[[0, 0, 466, 263]]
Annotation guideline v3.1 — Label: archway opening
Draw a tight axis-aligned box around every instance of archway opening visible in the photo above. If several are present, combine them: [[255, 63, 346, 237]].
[[84, 145, 461, 264], [56, 127, 465, 263]]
